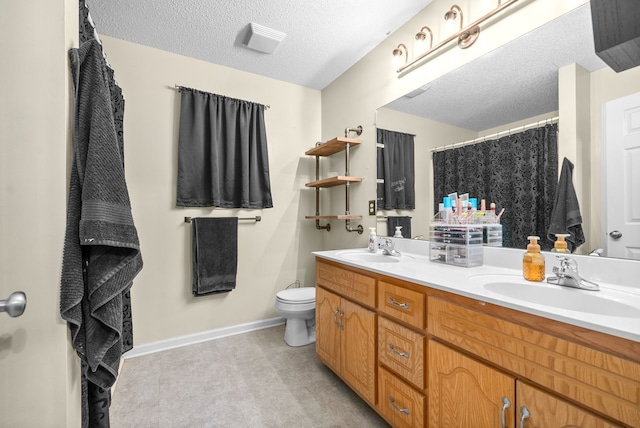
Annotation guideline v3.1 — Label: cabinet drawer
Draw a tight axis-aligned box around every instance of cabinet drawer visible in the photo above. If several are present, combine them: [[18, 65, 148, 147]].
[[378, 366, 425, 428], [378, 280, 425, 329], [378, 316, 425, 390], [428, 296, 640, 427], [316, 260, 376, 307]]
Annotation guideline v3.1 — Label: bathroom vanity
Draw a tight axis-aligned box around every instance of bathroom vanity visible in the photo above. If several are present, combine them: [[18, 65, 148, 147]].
[[314, 246, 640, 428]]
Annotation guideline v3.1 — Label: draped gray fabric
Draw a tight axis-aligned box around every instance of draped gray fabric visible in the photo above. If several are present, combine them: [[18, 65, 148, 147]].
[[176, 88, 273, 209], [377, 128, 415, 210], [61, 4, 141, 427], [433, 123, 558, 250]]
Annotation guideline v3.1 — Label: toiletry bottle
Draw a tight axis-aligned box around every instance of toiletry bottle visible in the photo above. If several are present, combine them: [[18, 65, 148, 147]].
[[394, 226, 403, 238], [523, 236, 545, 282], [368, 227, 377, 252], [551, 233, 570, 252], [443, 197, 452, 223]]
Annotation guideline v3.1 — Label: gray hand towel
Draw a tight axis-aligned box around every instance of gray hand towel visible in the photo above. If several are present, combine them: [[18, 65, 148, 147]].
[[547, 158, 585, 252], [192, 217, 238, 296]]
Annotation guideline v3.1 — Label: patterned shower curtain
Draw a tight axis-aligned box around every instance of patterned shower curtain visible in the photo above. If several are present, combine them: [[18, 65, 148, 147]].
[[433, 123, 558, 250]]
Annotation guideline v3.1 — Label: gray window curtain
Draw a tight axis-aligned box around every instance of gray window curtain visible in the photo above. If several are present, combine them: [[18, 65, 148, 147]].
[[433, 123, 558, 250], [176, 88, 273, 209], [377, 128, 415, 210]]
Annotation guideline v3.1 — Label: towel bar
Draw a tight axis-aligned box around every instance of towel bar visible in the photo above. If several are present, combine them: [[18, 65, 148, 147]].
[[184, 216, 261, 223]]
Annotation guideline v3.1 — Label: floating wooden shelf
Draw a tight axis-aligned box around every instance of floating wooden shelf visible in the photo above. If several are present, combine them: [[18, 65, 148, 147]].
[[305, 137, 361, 157], [305, 215, 363, 220], [306, 176, 363, 188], [305, 134, 363, 233]]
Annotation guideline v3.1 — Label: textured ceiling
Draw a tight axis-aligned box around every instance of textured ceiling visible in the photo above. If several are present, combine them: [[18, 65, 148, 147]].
[[384, 4, 607, 131], [86, 2, 606, 131], [86, 0, 431, 90]]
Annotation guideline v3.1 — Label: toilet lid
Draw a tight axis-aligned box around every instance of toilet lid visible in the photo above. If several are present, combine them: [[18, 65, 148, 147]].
[[276, 287, 315, 303]]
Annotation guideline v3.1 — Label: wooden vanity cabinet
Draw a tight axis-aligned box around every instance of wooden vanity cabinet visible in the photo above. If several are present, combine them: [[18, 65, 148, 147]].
[[315, 261, 376, 406], [315, 258, 640, 427], [428, 295, 640, 427]]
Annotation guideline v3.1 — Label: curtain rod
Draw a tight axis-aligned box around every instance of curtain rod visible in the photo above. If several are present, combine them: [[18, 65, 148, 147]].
[[430, 116, 559, 153], [184, 216, 261, 223], [173, 85, 270, 109]]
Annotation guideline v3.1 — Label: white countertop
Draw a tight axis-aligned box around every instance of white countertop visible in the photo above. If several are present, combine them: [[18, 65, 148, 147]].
[[313, 242, 640, 343]]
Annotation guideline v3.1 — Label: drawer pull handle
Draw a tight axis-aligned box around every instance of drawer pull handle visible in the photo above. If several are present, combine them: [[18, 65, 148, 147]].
[[388, 297, 409, 309], [388, 343, 409, 358], [389, 396, 410, 415], [519, 406, 530, 428], [339, 310, 344, 330], [333, 307, 340, 328], [500, 397, 511, 428]]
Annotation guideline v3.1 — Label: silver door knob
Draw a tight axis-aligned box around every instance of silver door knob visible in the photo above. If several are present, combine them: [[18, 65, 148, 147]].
[[609, 230, 622, 239], [0, 291, 27, 318]]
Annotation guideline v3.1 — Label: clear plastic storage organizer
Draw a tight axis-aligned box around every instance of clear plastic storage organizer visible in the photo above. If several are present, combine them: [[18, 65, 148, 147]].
[[429, 222, 484, 267]]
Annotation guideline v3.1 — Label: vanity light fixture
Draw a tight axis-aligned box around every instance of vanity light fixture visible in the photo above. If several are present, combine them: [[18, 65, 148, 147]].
[[414, 26, 433, 52], [393, 0, 520, 73], [444, 5, 464, 31], [392, 43, 409, 68]]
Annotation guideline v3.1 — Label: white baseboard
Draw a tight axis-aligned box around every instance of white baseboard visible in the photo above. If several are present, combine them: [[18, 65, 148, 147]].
[[122, 317, 286, 359]]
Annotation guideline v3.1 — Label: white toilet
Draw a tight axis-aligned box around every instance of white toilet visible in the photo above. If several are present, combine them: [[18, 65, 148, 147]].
[[274, 287, 316, 347]]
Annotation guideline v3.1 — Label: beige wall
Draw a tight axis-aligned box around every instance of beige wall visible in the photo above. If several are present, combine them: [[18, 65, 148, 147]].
[[99, 37, 322, 345], [0, 0, 80, 426]]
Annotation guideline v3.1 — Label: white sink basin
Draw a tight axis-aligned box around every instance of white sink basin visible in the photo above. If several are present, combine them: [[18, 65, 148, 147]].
[[471, 274, 640, 318], [336, 251, 413, 264]]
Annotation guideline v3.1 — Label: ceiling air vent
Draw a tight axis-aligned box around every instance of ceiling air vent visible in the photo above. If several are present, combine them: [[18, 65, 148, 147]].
[[244, 23, 286, 54]]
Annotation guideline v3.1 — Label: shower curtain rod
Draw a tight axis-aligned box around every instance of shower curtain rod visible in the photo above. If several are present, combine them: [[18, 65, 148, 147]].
[[173, 85, 270, 109], [430, 116, 559, 153]]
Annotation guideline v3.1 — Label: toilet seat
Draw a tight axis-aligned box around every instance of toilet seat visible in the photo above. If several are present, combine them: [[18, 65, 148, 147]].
[[276, 287, 315, 304]]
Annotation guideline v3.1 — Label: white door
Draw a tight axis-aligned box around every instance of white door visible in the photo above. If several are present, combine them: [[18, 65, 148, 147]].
[[603, 92, 640, 259]]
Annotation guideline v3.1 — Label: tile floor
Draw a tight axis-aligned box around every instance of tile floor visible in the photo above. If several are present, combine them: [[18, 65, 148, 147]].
[[110, 324, 389, 427]]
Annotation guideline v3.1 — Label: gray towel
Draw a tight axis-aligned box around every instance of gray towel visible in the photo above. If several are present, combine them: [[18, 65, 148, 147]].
[[192, 217, 238, 296], [547, 158, 585, 252], [61, 39, 143, 394], [387, 216, 412, 238]]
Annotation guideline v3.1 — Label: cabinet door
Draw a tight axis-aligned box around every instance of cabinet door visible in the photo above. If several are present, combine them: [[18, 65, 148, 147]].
[[429, 340, 515, 428], [517, 382, 620, 428], [341, 298, 377, 406], [316, 287, 342, 373]]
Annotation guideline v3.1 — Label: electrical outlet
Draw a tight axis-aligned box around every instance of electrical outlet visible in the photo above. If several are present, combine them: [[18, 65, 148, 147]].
[[368, 200, 376, 215]]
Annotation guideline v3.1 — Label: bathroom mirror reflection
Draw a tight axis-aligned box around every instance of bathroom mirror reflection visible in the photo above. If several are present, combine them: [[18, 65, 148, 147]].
[[376, 4, 639, 261]]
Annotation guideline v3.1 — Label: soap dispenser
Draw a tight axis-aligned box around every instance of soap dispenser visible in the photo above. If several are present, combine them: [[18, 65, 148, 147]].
[[394, 226, 403, 238], [368, 227, 377, 252], [551, 233, 570, 253], [523, 236, 545, 282]]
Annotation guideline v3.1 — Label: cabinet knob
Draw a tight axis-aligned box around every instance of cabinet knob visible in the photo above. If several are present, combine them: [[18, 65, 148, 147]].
[[388, 343, 410, 359], [388, 297, 409, 309], [389, 396, 410, 415], [519, 406, 531, 428], [501, 397, 511, 428]]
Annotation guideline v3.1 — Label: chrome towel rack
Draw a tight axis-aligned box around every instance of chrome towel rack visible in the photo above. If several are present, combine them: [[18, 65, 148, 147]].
[[184, 216, 261, 223]]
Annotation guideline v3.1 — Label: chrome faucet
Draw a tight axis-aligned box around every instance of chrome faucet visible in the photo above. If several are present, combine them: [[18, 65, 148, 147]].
[[380, 238, 401, 256], [547, 256, 599, 291]]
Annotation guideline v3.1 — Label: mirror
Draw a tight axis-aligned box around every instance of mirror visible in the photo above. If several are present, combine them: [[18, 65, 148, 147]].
[[376, 4, 636, 260]]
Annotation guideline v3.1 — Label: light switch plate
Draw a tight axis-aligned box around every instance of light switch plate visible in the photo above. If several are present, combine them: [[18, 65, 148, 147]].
[[368, 200, 376, 215]]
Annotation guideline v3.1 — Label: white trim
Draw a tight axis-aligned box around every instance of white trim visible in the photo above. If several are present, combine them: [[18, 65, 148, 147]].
[[122, 317, 286, 359]]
